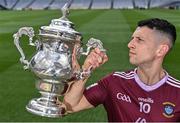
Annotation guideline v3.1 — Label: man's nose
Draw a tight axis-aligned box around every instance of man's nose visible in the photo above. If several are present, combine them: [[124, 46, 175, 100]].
[[128, 40, 135, 49]]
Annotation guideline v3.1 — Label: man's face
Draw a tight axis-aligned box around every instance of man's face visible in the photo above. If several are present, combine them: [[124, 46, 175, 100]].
[[128, 26, 160, 66]]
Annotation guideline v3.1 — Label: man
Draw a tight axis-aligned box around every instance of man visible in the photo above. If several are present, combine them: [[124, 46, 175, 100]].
[[63, 18, 180, 122]]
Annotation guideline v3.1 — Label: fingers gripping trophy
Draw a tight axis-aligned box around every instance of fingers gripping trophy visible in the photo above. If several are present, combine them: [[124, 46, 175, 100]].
[[13, 3, 106, 118]]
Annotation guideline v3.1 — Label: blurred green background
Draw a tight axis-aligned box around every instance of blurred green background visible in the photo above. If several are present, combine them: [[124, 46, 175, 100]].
[[0, 9, 179, 121]]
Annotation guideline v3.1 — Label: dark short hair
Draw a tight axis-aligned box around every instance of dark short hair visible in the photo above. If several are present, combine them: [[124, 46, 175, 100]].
[[137, 18, 176, 48]]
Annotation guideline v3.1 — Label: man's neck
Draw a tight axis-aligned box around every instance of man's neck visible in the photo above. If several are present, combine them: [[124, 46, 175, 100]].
[[136, 65, 166, 86]]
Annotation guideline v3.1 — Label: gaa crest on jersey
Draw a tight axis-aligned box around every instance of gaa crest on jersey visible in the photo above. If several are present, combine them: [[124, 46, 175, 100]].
[[162, 102, 175, 118]]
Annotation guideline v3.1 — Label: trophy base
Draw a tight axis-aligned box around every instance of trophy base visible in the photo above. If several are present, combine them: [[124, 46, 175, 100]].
[[26, 98, 66, 118]]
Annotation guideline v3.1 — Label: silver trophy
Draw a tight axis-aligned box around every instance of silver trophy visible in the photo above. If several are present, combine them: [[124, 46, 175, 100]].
[[13, 3, 106, 118]]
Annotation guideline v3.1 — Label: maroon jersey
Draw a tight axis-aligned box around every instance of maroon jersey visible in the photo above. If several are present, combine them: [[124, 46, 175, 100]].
[[84, 68, 180, 122]]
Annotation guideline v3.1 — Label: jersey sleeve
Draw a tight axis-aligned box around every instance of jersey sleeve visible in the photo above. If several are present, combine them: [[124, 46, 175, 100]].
[[83, 74, 112, 107]]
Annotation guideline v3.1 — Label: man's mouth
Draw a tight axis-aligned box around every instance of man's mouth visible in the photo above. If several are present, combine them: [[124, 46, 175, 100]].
[[129, 51, 136, 55]]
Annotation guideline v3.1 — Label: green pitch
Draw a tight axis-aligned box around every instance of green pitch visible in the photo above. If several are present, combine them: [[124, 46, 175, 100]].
[[0, 9, 179, 122]]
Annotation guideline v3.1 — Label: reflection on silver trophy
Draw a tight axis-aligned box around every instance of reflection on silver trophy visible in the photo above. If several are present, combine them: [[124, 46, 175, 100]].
[[13, 3, 106, 118]]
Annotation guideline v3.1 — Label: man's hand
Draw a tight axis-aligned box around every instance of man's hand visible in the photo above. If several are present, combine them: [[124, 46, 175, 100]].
[[82, 48, 108, 72], [64, 47, 108, 113]]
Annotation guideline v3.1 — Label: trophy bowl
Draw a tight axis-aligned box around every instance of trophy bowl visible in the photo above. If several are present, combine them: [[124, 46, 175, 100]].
[[13, 3, 106, 118]]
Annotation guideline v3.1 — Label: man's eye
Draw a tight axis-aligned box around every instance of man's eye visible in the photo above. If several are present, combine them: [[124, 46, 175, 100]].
[[137, 38, 144, 43], [138, 37, 144, 41]]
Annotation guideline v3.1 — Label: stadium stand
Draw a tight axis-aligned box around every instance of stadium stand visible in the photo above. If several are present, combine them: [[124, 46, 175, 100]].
[[134, 0, 148, 9], [91, 0, 111, 9], [0, 0, 7, 9], [114, 0, 134, 9], [48, 0, 67, 9], [0, 0, 5, 6], [150, 0, 179, 7], [5, 0, 17, 9], [71, 0, 91, 9], [28, 0, 52, 9], [0, 0, 180, 10], [13, 0, 34, 10]]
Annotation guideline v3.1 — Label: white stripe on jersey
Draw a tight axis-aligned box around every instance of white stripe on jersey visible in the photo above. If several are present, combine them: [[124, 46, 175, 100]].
[[166, 81, 180, 88], [166, 75, 180, 88], [86, 83, 98, 90], [168, 76, 180, 83], [167, 78, 180, 85], [114, 71, 134, 78], [113, 71, 135, 79]]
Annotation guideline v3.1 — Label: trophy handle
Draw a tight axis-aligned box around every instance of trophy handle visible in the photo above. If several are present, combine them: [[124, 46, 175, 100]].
[[13, 27, 35, 70], [77, 38, 106, 79], [80, 38, 106, 56]]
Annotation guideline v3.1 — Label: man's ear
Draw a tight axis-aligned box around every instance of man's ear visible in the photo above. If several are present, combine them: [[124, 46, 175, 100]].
[[156, 44, 169, 57]]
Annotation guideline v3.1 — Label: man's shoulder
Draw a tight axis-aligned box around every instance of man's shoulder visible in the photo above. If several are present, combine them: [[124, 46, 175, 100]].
[[99, 69, 135, 85], [97, 69, 135, 90], [112, 69, 135, 80]]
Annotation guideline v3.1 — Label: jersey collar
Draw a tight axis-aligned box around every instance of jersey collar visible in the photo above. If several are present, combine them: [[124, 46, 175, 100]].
[[134, 68, 168, 92]]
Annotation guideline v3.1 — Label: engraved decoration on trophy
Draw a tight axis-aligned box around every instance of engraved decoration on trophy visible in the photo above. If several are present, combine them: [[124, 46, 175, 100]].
[[13, 3, 106, 118]]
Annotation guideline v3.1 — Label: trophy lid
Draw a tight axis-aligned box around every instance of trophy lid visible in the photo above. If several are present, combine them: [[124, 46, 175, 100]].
[[39, 3, 82, 42]]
